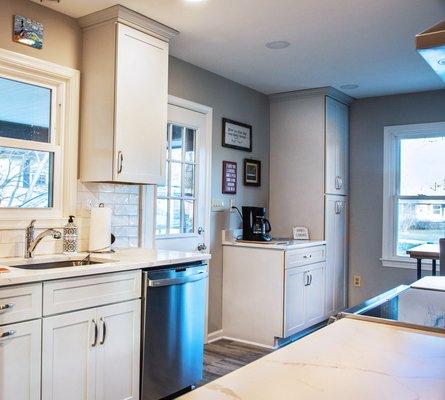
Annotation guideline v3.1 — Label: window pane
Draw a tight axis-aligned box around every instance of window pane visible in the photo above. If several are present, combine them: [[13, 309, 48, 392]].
[[156, 198, 167, 235], [185, 128, 195, 163], [183, 200, 194, 233], [0, 77, 51, 143], [0, 146, 53, 208], [396, 199, 445, 256], [171, 125, 183, 161], [170, 162, 182, 197], [400, 136, 445, 196], [184, 164, 195, 197], [169, 199, 181, 234]]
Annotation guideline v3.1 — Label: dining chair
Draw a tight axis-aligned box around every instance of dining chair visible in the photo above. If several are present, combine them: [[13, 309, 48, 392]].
[[440, 238, 445, 276]]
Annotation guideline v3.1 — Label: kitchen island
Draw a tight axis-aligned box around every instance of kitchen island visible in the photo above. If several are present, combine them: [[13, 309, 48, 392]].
[[180, 317, 445, 400]]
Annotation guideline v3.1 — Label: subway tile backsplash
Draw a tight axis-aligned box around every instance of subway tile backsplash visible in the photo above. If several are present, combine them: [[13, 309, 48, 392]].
[[0, 182, 140, 258]]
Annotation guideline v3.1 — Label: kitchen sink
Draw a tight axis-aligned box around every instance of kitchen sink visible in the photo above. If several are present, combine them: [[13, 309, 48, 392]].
[[10, 259, 105, 270]]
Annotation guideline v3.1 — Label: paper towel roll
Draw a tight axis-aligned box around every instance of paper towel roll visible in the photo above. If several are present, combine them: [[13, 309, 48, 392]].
[[89, 205, 112, 252]]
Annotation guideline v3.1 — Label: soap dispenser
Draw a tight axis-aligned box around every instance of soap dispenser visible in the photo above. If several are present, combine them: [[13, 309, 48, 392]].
[[63, 215, 78, 255]]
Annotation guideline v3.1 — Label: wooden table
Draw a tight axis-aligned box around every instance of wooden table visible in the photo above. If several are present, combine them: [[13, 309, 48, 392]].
[[407, 244, 440, 280]]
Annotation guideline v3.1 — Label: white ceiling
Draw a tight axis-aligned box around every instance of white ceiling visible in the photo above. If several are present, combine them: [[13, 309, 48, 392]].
[[34, 0, 445, 98]]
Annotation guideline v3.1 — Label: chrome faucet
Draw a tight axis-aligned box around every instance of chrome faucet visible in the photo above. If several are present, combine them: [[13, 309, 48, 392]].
[[25, 220, 62, 259]]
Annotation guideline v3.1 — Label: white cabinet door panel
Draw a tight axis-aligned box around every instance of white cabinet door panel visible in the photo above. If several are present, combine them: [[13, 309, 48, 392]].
[[0, 319, 41, 400], [284, 267, 306, 337], [305, 262, 326, 326], [326, 96, 349, 195], [325, 195, 348, 316], [114, 23, 168, 184], [42, 309, 97, 400], [96, 300, 141, 400]]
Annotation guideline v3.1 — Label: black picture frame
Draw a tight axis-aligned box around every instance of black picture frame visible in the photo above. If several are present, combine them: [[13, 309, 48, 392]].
[[222, 118, 252, 152], [243, 159, 261, 187]]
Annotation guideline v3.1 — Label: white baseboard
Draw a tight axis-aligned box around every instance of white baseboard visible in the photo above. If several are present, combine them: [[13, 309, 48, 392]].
[[206, 329, 223, 343], [220, 335, 275, 350]]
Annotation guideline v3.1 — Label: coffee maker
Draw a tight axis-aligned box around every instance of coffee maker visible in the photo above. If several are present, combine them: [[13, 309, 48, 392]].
[[242, 206, 272, 242]]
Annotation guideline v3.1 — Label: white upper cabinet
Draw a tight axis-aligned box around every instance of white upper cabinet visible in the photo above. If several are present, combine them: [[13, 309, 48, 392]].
[[325, 96, 349, 195], [79, 5, 178, 184]]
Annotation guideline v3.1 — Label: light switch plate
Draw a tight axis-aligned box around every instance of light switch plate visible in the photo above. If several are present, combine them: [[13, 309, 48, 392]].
[[212, 198, 226, 212]]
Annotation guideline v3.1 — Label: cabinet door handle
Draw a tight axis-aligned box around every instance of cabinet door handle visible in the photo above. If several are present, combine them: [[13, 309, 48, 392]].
[[117, 151, 124, 174], [304, 271, 310, 286], [309, 272, 313, 285], [335, 201, 342, 215], [99, 318, 107, 346], [0, 330, 16, 339], [335, 176, 343, 190], [0, 303, 14, 312], [92, 319, 98, 347]]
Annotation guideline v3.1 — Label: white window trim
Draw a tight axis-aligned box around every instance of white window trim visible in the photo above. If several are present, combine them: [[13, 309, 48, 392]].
[[0, 49, 80, 229], [382, 121, 445, 269]]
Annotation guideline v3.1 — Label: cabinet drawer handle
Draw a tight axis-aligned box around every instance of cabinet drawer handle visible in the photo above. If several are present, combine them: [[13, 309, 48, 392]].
[[99, 318, 107, 346], [0, 303, 14, 312], [92, 319, 98, 347], [0, 330, 16, 339], [117, 151, 124, 174], [303, 254, 312, 259]]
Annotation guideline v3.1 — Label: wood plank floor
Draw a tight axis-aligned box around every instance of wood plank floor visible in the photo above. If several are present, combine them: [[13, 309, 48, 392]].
[[198, 339, 274, 387]]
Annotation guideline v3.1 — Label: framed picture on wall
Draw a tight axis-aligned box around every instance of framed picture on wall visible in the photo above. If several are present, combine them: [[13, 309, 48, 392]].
[[222, 161, 237, 194], [243, 159, 261, 187], [222, 118, 252, 152]]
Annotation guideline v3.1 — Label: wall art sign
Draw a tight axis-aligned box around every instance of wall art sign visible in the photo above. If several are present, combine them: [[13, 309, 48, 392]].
[[222, 161, 237, 194], [222, 118, 252, 152], [243, 159, 261, 187], [13, 15, 44, 49]]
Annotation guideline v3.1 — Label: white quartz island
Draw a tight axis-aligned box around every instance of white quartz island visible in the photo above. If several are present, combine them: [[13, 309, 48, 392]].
[[180, 317, 445, 400]]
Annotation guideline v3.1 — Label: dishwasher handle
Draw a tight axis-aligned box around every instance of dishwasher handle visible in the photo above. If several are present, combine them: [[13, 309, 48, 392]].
[[147, 270, 208, 288]]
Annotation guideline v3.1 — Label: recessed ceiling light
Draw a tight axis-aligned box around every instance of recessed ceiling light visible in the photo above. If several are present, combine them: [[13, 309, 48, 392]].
[[438, 59, 445, 66], [265, 41, 290, 50], [340, 84, 359, 90]]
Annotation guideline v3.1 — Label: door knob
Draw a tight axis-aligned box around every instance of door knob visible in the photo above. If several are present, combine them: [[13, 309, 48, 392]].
[[197, 243, 207, 252]]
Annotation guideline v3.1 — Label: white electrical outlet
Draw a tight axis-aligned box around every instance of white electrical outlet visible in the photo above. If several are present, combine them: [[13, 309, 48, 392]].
[[353, 275, 362, 287], [229, 198, 236, 210]]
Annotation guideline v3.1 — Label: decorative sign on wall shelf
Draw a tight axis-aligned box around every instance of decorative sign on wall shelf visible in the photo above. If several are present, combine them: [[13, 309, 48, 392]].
[[222, 118, 252, 152], [243, 159, 261, 187], [13, 15, 44, 49], [222, 161, 237, 194]]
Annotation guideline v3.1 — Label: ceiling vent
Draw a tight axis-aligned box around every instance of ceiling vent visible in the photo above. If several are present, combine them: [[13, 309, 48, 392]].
[[416, 20, 445, 82]]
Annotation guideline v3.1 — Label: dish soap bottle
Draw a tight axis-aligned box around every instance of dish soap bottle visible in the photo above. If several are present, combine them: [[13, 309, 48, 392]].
[[63, 215, 78, 255]]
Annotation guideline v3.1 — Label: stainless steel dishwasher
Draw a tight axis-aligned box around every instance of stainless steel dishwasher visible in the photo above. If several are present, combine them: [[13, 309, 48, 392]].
[[141, 262, 208, 400]]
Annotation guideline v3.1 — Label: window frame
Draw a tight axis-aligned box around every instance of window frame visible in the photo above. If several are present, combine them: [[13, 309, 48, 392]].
[[0, 49, 79, 226], [382, 122, 445, 269], [155, 123, 199, 238]]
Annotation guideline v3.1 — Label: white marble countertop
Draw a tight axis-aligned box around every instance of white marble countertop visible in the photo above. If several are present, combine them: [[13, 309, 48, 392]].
[[0, 248, 211, 287], [180, 318, 445, 400], [412, 276, 445, 291], [222, 230, 325, 250]]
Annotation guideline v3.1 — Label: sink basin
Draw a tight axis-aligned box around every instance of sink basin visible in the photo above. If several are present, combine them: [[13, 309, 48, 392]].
[[11, 260, 104, 270]]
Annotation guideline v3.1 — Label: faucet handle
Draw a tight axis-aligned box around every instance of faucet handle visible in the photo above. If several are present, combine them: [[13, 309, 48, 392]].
[[27, 219, 36, 229]]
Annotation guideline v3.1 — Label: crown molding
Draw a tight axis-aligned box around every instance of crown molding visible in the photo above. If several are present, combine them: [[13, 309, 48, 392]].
[[269, 86, 354, 105], [78, 4, 179, 42]]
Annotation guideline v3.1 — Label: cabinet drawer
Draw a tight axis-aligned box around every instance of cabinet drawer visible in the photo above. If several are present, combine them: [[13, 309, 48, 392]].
[[0, 283, 42, 325], [43, 271, 141, 316], [285, 245, 326, 269]]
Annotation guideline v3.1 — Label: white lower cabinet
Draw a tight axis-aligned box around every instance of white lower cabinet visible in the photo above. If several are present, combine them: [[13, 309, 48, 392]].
[[284, 262, 326, 338], [0, 319, 41, 400], [42, 300, 141, 400]]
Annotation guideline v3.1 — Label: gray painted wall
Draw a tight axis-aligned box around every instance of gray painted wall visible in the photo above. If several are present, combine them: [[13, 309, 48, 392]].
[[168, 56, 270, 333], [349, 89, 445, 306]]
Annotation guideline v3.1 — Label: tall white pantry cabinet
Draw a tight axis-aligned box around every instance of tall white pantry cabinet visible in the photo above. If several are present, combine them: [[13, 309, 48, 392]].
[[269, 87, 352, 316]]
